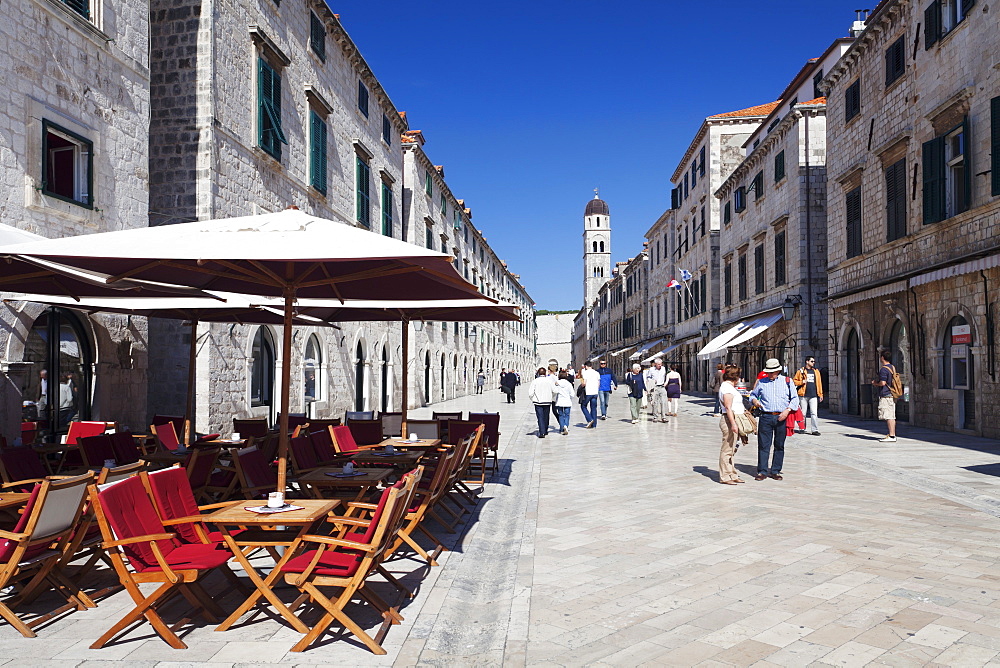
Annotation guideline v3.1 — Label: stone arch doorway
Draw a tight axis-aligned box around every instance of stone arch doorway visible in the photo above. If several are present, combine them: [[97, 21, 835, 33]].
[[23, 307, 93, 435], [844, 328, 861, 416], [942, 314, 975, 430]]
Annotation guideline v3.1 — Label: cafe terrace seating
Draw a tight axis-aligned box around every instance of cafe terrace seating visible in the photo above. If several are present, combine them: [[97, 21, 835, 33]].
[[347, 418, 384, 447], [0, 447, 55, 492], [380, 412, 403, 438], [232, 418, 269, 438]]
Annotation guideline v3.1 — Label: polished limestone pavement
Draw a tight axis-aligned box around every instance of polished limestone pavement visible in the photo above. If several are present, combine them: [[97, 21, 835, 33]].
[[5, 389, 1000, 666]]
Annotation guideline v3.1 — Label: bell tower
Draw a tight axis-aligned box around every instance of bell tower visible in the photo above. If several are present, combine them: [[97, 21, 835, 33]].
[[583, 190, 611, 308]]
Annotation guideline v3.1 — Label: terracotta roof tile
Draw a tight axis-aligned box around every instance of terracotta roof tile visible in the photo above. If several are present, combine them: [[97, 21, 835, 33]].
[[708, 101, 782, 119], [799, 96, 826, 105]]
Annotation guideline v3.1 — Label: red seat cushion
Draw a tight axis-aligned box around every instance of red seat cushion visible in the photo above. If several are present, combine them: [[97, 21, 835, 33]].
[[133, 541, 231, 573], [281, 548, 362, 577], [195, 433, 221, 443]]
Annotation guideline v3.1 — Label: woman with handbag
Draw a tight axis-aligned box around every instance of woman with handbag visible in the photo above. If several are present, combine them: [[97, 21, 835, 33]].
[[718, 366, 751, 485]]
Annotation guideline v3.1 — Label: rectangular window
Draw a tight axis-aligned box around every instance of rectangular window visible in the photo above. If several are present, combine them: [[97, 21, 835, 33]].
[[671, 187, 680, 210], [992, 96, 1000, 196], [926, 0, 973, 48], [699, 146, 706, 177], [885, 36, 905, 86], [724, 261, 732, 306], [683, 173, 689, 199], [41, 120, 93, 207], [691, 162, 697, 189], [923, 119, 970, 223], [752, 170, 764, 200], [310, 12, 326, 61], [774, 150, 786, 182], [813, 69, 824, 99], [774, 231, 786, 286], [846, 186, 863, 258], [308, 110, 327, 195], [382, 114, 391, 145], [699, 206, 706, 236], [381, 182, 393, 236], [754, 244, 765, 294], [845, 78, 861, 122], [700, 275, 707, 314], [424, 171, 433, 196], [723, 201, 731, 225], [440, 194, 447, 216], [734, 186, 746, 212], [886, 158, 907, 241], [357, 80, 369, 117], [61, 0, 89, 18], [738, 254, 748, 301], [425, 226, 434, 249], [355, 156, 371, 227], [257, 58, 286, 160]]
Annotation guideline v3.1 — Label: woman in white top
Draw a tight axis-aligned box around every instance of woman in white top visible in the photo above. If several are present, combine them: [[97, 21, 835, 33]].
[[553, 370, 575, 435], [718, 366, 747, 485]]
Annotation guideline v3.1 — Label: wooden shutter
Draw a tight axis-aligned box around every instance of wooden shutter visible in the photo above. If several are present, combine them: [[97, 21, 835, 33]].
[[922, 136, 946, 224], [310, 13, 326, 60], [754, 245, 764, 294], [357, 81, 369, 116], [700, 276, 707, 314], [774, 231, 786, 286], [724, 263, 732, 306], [699, 146, 706, 177], [671, 188, 679, 210], [723, 201, 731, 224], [886, 158, 906, 241], [845, 80, 861, 121], [925, 1, 940, 49], [885, 37, 905, 86], [774, 151, 785, 182], [846, 187, 862, 258], [992, 96, 1000, 196]]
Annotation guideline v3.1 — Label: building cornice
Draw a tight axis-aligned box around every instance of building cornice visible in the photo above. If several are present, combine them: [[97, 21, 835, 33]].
[[669, 115, 768, 183], [818, 0, 904, 95]]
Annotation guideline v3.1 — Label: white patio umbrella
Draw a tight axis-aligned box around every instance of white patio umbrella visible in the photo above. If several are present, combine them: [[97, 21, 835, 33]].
[[6, 209, 487, 491]]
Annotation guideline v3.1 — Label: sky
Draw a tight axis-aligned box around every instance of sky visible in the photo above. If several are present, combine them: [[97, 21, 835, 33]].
[[331, 0, 863, 311]]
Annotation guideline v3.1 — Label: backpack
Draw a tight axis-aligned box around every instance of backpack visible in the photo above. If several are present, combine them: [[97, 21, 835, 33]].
[[886, 364, 904, 400]]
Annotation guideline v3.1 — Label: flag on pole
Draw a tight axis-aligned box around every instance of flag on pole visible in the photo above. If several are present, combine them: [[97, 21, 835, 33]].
[[666, 279, 682, 290], [679, 269, 693, 282]]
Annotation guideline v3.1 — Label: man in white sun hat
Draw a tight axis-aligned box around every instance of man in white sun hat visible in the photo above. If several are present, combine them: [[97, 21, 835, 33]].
[[748, 358, 799, 481]]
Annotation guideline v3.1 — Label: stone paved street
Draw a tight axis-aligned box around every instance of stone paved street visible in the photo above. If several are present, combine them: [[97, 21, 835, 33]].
[[6, 390, 1000, 667]]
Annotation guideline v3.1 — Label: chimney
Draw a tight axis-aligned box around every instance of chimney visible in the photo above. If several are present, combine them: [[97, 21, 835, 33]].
[[850, 8, 871, 37]]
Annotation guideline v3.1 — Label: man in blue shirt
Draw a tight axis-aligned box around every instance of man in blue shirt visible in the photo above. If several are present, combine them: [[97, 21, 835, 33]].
[[597, 360, 617, 421], [749, 358, 799, 481]]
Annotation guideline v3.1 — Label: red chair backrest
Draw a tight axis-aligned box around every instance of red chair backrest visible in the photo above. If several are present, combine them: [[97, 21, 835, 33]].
[[185, 446, 220, 491], [329, 425, 360, 455], [97, 475, 175, 572], [65, 421, 110, 445], [347, 419, 383, 446], [233, 418, 269, 438], [352, 477, 406, 545], [152, 415, 186, 437], [20, 422, 40, 445], [235, 447, 277, 491], [446, 420, 481, 446], [109, 431, 140, 465], [144, 468, 203, 545], [78, 434, 116, 467], [152, 422, 182, 452], [308, 427, 337, 461], [277, 414, 309, 431], [289, 435, 320, 471], [469, 412, 500, 447], [0, 448, 48, 489]]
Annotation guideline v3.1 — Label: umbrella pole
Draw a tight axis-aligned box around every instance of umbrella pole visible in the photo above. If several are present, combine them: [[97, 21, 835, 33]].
[[277, 290, 293, 494], [401, 319, 409, 437], [184, 319, 198, 445]]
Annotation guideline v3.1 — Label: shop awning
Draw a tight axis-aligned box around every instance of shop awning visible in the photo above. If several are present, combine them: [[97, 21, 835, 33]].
[[697, 320, 755, 359], [629, 338, 664, 360], [716, 312, 784, 353], [643, 343, 681, 364], [609, 346, 635, 357]]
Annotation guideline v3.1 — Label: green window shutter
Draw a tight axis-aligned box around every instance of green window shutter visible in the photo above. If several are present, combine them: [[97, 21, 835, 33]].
[[382, 183, 393, 236], [62, 0, 89, 18], [886, 158, 906, 241], [310, 13, 325, 60], [846, 186, 862, 258], [356, 157, 370, 226], [309, 111, 327, 194], [925, 1, 941, 49], [723, 201, 731, 224], [774, 231, 786, 286], [257, 59, 286, 159], [991, 96, 1000, 196], [922, 136, 946, 224], [885, 37, 905, 86], [774, 151, 785, 182]]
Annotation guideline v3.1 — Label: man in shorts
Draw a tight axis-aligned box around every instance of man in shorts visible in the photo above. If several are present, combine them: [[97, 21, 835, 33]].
[[872, 350, 897, 442]]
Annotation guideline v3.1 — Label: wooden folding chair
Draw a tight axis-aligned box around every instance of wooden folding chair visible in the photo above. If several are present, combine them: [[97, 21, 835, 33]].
[[88, 475, 238, 649], [344, 411, 375, 422], [232, 445, 285, 499], [280, 469, 420, 653], [109, 431, 142, 465], [78, 434, 116, 468], [0, 473, 95, 637], [347, 419, 384, 447], [468, 412, 500, 482], [0, 447, 62, 492], [183, 446, 221, 503], [404, 419, 439, 441], [233, 418, 269, 439], [380, 412, 403, 438]]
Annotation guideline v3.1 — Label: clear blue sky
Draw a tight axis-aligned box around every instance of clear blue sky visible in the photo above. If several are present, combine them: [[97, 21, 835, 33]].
[[332, 1, 862, 310]]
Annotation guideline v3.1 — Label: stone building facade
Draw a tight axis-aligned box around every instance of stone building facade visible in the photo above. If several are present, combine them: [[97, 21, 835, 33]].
[[713, 39, 852, 378], [0, 0, 152, 438], [821, 0, 1000, 436], [535, 314, 573, 370]]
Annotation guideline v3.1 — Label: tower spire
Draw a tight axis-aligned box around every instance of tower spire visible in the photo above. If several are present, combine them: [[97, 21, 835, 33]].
[[593, 187, 599, 199]]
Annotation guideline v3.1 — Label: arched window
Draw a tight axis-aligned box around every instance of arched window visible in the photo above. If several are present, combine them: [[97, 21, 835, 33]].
[[303, 334, 322, 406], [24, 308, 93, 433], [381, 346, 390, 412], [942, 315, 972, 389], [250, 327, 275, 408], [599, 241, 605, 252], [844, 328, 860, 415], [424, 351, 431, 403], [592, 241, 598, 253], [354, 341, 366, 411]]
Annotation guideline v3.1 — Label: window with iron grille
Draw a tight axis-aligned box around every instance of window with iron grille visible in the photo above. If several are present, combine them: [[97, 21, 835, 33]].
[[41, 120, 93, 208], [355, 156, 371, 227], [886, 158, 907, 241], [885, 36, 905, 86], [845, 79, 861, 122], [774, 150, 785, 182], [257, 58, 287, 160], [846, 186, 862, 258], [357, 80, 369, 117], [774, 231, 786, 286], [310, 13, 326, 61], [381, 182, 393, 236], [738, 254, 748, 301], [754, 245, 765, 294], [308, 110, 327, 195]]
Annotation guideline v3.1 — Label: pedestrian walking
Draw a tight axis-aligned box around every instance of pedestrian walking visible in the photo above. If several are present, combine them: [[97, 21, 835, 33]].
[[709, 363, 724, 416], [718, 365, 748, 484], [623, 363, 646, 423], [547, 361, 561, 423], [528, 367, 556, 438], [500, 368, 517, 403], [553, 370, 574, 435], [792, 356, 823, 435], [748, 358, 799, 481], [476, 368, 486, 395], [872, 350, 898, 442], [645, 358, 668, 422], [597, 359, 617, 420], [666, 365, 682, 417], [579, 361, 600, 428]]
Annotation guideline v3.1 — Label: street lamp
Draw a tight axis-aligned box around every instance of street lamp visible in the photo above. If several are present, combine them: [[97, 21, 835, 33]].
[[700, 322, 710, 338], [781, 295, 803, 321]]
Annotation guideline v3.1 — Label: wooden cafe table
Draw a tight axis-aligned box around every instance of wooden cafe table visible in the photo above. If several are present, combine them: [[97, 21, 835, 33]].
[[204, 498, 340, 633], [377, 437, 443, 451], [295, 467, 392, 503]]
